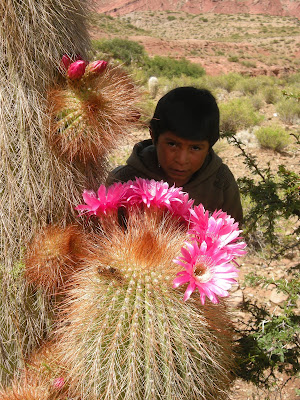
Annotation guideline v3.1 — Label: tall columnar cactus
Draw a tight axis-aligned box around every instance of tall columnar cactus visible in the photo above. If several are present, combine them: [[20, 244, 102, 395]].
[[0, 0, 91, 265], [0, 1, 142, 384], [0, 0, 90, 384]]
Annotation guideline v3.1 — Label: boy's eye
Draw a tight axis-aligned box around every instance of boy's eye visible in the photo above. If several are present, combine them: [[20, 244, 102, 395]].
[[191, 146, 201, 151], [167, 141, 177, 147]]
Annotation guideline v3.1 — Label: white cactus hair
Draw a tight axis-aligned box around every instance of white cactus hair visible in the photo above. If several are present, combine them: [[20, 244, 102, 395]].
[[0, 0, 93, 385]]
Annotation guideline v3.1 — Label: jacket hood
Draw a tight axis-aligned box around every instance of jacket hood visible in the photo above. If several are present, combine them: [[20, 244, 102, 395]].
[[126, 139, 223, 188]]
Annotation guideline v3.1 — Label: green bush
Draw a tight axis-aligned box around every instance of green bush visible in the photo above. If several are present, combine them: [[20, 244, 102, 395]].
[[241, 60, 256, 68], [250, 93, 264, 110], [261, 86, 281, 104], [144, 55, 205, 79], [231, 137, 300, 249], [235, 77, 262, 95], [219, 98, 264, 133], [237, 273, 300, 388], [228, 55, 239, 63], [255, 125, 291, 151], [276, 97, 300, 124], [213, 72, 243, 92], [92, 38, 147, 66]]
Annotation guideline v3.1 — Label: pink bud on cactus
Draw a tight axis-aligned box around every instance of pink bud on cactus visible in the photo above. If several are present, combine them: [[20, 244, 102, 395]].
[[53, 377, 65, 390], [87, 60, 108, 74], [60, 54, 72, 72], [67, 60, 87, 80]]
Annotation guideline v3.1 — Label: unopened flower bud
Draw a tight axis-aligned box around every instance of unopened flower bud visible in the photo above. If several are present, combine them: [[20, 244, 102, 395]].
[[53, 377, 65, 390], [67, 60, 87, 80], [60, 54, 72, 72], [87, 60, 108, 74]]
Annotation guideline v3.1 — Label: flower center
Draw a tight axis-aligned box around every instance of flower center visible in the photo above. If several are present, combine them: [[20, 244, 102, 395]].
[[194, 259, 212, 283], [194, 262, 206, 276]]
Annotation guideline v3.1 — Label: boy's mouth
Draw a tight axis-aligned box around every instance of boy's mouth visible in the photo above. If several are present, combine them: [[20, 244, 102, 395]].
[[170, 169, 188, 176]]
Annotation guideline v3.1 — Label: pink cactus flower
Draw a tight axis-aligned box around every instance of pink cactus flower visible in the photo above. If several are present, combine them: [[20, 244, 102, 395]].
[[53, 377, 65, 390], [76, 182, 130, 217], [173, 240, 239, 304], [188, 204, 247, 257], [127, 178, 193, 219], [87, 60, 108, 74], [67, 60, 87, 80]]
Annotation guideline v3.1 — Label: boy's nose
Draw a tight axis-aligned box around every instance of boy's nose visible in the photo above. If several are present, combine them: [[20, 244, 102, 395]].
[[175, 149, 189, 166]]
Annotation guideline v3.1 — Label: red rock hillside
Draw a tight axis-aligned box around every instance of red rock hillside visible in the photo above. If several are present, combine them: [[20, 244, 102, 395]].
[[95, 0, 300, 19]]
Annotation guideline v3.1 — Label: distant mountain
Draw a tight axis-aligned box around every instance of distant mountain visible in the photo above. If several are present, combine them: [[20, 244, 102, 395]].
[[95, 0, 300, 19]]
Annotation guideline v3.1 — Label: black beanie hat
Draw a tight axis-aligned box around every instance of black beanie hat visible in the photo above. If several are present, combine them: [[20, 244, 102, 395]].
[[150, 87, 220, 146]]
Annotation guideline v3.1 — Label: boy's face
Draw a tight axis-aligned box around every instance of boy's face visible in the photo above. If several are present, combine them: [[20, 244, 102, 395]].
[[152, 131, 210, 187]]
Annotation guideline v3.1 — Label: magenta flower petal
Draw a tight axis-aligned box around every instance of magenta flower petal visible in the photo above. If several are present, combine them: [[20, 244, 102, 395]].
[[53, 377, 65, 390], [173, 272, 191, 288], [183, 280, 196, 301], [76, 182, 130, 217], [60, 54, 72, 72]]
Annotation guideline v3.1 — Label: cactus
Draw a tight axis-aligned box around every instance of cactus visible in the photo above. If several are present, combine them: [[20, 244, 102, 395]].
[[0, 1, 142, 384], [48, 61, 141, 164], [50, 181, 245, 399], [25, 224, 91, 295], [0, 0, 91, 384], [0, 344, 68, 400]]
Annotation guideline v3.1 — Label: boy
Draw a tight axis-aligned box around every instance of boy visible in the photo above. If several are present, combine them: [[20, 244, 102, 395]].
[[106, 87, 243, 223]]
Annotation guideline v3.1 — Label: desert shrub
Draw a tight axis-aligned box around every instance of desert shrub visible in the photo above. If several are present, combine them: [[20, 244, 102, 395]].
[[213, 72, 243, 92], [284, 72, 300, 86], [139, 98, 156, 124], [227, 136, 300, 249], [195, 74, 219, 91], [92, 38, 147, 66], [261, 86, 281, 104], [250, 93, 264, 110], [255, 125, 291, 151], [237, 273, 300, 388], [167, 15, 176, 21], [228, 55, 239, 63], [276, 97, 300, 124], [241, 60, 256, 68], [219, 97, 264, 133], [159, 75, 216, 96], [235, 77, 262, 95], [144, 55, 205, 79]]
